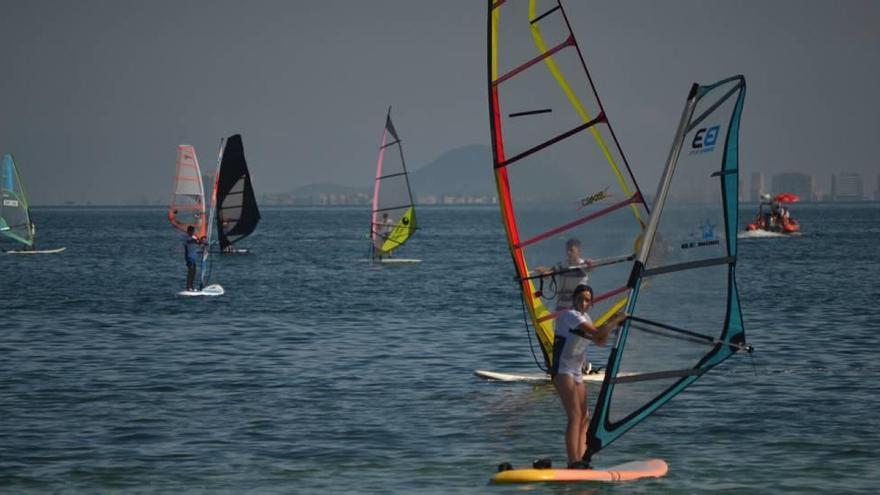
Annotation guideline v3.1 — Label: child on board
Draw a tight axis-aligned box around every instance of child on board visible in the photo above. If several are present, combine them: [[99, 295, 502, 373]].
[[551, 284, 627, 469], [184, 226, 201, 291], [535, 238, 593, 310]]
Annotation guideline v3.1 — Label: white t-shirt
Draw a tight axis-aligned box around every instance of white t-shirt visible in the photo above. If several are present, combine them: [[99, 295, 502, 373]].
[[553, 258, 589, 310], [553, 309, 593, 382]]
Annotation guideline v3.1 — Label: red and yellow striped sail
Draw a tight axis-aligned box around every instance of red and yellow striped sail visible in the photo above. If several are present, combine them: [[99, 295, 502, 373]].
[[488, 0, 649, 368]]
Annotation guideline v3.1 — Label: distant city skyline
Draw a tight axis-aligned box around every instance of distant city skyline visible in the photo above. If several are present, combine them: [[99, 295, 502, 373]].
[[1, 1, 878, 205]]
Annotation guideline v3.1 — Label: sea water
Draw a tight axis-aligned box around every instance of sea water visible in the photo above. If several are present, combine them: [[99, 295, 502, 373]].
[[2, 203, 878, 493]]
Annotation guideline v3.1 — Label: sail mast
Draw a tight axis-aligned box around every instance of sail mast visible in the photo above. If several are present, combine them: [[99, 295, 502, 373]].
[[200, 139, 225, 290]]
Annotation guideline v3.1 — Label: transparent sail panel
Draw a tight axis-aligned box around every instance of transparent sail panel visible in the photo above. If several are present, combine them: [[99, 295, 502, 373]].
[[489, 0, 648, 367], [0, 154, 34, 246], [606, 263, 729, 424]]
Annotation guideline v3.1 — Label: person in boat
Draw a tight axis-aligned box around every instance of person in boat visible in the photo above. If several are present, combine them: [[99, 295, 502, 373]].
[[552, 284, 627, 469], [535, 238, 593, 310], [184, 226, 201, 291]]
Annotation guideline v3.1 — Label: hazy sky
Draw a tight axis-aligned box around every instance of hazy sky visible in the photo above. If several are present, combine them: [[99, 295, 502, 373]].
[[1, 0, 878, 204]]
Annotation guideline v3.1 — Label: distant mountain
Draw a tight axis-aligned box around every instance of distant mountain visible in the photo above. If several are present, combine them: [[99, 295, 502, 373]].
[[409, 144, 494, 197], [261, 145, 496, 205]]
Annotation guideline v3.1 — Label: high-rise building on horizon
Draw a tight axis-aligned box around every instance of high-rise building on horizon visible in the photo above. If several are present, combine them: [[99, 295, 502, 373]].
[[749, 172, 764, 202], [831, 172, 864, 201], [771, 172, 813, 202]]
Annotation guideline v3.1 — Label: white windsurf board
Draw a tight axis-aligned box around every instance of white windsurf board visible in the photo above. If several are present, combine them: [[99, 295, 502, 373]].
[[177, 284, 225, 297]]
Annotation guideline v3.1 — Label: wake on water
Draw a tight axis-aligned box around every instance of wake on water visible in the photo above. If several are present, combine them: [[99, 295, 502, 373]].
[[737, 229, 800, 239]]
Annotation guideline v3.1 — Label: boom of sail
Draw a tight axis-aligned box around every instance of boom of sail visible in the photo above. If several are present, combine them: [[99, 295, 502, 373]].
[[587, 76, 750, 460], [487, 0, 649, 369], [0, 153, 35, 247], [370, 108, 417, 258], [169, 145, 207, 239], [215, 134, 260, 251]]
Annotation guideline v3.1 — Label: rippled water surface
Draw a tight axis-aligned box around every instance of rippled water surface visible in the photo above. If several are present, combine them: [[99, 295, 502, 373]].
[[2, 204, 879, 493]]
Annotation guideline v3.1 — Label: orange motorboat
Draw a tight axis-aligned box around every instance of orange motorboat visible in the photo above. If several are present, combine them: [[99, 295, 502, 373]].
[[746, 193, 800, 233]]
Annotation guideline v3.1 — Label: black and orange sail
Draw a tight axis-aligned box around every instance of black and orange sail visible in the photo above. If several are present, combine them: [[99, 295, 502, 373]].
[[487, 0, 649, 369]]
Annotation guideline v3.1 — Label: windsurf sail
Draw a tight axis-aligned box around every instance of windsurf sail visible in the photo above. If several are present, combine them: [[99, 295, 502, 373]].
[[199, 140, 225, 290], [169, 145, 207, 239], [587, 76, 750, 460], [0, 153, 35, 247], [215, 134, 260, 251], [370, 107, 417, 258], [487, 0, 649, 369]]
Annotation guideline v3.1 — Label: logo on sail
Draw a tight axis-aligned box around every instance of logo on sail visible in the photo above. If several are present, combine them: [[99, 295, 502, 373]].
[[577, 187, 611, 209], [689, 125, 720, 155], [681, 219, 720, 249], [3, 199, 19, 207]]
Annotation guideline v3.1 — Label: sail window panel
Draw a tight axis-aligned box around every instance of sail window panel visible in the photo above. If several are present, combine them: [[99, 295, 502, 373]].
[[510, 210, 642, 323], [644, 93, 739, 270], [377, 142, 406, 179], [633, 263, 730, 341], [493, 0, 573, 81], [495, 48, 603, 162], [605, 374, 686, 426], [171, 195, 204, 229], [374, 174, 411, 213], [503, 133, 643, 243], [174, 149, 203, 196], [605, 266, 730, 424], [690, 79, 744, 133]]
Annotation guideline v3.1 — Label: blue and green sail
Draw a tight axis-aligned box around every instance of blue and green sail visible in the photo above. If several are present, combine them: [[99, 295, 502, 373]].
[[587, 76, 750, 460], [0, 153, 35, 247]]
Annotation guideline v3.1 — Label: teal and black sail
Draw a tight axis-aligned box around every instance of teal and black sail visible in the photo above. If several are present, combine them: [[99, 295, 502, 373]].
[[216, 134, 260, 251], [0, 153, 35, 248], [587, 76, 751, 460]]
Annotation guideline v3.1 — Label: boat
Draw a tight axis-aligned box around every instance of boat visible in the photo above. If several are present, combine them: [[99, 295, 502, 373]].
[[168, 145, 207, 239], [485, 0, 650, 380], [370, 107, 419, 263], [215, 134, 260, 254], [745, 192, 800, 234], [177, 141, 226, 296], [1, 153, 65, 254], [493, 74, 753, 483]]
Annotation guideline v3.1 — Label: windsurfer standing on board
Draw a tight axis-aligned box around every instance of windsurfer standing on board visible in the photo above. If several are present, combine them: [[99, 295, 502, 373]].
[[183, 226, 202, 291], [374, 212, 394, 259], [552, 284, 627, 468], [535, 238, 593, 310]]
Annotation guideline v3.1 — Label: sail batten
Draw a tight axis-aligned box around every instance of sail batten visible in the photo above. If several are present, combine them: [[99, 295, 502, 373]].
[[586, 76, 749, 460], [488, 0, 649, 370]]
